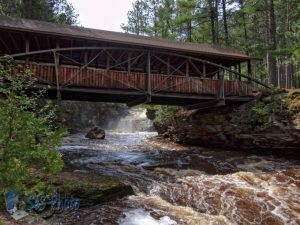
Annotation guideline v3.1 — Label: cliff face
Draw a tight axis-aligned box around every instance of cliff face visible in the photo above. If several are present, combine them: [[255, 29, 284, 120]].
[[153, 90, 300, 152]]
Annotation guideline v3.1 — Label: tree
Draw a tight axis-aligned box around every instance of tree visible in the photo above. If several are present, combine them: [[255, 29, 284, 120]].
[[123, 0, 300, 87], [174, 0, 198, 42], [156, 0, 176, 39], [121, 0, 150, 35], [0, 0, 78, 25], [0, 64, 65, 200], [221, 0, 229, 45], [267, 0, 278, 86], [208, 0, 219, 44], [49, 0, 78, 25]]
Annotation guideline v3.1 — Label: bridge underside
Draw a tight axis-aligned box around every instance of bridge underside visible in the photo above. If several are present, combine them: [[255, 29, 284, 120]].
[[0, 16, 268, 107], [34, 84, 253, 106]]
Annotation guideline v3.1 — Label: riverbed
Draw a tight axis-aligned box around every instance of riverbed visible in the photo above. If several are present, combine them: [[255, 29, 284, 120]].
[[53, 130, 300, 225]]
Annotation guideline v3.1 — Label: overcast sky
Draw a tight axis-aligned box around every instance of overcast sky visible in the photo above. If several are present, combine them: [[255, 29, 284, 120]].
[[69, 0, 135, 31]]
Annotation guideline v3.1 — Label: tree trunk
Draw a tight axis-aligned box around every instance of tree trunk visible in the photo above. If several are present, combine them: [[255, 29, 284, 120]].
[[222, 0, 229, 45], [239, 0, 249, 53], [209, 0, 217, 44], [268, 0, 278, 86]]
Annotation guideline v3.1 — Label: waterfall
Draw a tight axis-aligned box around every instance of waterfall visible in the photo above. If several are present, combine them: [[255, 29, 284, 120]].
[[115, 108, 154, 133]]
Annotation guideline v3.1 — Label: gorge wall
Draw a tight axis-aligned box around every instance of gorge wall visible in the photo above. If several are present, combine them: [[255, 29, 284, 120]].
[[151, 89, 300, 154]]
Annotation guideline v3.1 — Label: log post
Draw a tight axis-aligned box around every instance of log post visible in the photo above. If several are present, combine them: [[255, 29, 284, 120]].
[[128, 53, 131, 73], [186, 61, 189, 77], [219, 69, 225, 100], [247, 60, 252, 76], [53, 41, 61, 101], [146, 51, 151, 102], [167, 56, 170, 75], [25, 36, 30, 65], [238, 63, 241, 81], [203, 63, 206, 77]]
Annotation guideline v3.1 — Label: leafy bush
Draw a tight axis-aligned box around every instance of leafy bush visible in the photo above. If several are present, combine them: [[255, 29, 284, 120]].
[[153, 105, 182, 125], [0, 64, 66, 203], [251, 102, 271, 128]]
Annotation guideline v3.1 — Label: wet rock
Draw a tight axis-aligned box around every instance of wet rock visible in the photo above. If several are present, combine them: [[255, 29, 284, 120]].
[[85, 127, 105, 139], [55, 171, 133, 207], [146, 109, 156, 120]]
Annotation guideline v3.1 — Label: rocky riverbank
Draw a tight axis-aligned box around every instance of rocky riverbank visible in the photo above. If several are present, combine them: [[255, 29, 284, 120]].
[[151, 89, 300, 154]]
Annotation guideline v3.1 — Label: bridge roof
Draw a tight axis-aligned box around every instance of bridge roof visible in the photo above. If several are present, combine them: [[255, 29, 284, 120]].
[[0, 15, 251, 61]]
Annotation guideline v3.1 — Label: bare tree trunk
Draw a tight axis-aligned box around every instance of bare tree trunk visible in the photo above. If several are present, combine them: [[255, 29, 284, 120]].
[[215, 0, 220, 44], [187, 20, 192, 42], [208, 0, 217, 44], [222, 0, 229, 45], [268, 0, 278, 86], [239, 0, 249, 53]]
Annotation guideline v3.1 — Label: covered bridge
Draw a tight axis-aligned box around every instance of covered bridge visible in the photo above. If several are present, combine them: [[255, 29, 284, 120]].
[[0, 15, 265, 107]]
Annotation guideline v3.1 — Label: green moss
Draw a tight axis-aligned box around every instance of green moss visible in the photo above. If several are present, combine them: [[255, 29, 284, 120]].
[[286, 89, 300, 113], [53, 172, 133, 207]]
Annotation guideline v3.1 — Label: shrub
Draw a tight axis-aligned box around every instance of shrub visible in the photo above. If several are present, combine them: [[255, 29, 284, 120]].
[[0, 64, 66, 204], [153, 105, 182, 125], [251, 102, 271, 128]]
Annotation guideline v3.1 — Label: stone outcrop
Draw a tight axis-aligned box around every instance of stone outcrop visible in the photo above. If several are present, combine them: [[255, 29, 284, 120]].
[[55, 171, 133, 207], [152, 90, 300, 153]]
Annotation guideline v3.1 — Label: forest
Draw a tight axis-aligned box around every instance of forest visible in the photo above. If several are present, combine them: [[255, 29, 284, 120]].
[[0, 0, 299, 89], [122, 0, 300, 88]]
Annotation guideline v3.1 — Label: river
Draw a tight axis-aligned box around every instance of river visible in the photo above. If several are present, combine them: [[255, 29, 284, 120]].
[[56, 109, 300, 225]]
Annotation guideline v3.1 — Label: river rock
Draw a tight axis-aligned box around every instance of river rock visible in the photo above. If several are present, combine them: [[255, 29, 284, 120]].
[[85, 127, 105, 139], [55, 171, 133, 207]]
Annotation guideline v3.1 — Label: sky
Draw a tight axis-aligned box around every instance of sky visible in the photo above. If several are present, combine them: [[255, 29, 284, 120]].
[[69, 0, 135, 32]]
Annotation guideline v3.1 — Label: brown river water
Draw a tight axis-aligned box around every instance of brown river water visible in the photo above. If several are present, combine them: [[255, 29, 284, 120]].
[[48, 106, 300, 225], [54, 129, 300, 225]]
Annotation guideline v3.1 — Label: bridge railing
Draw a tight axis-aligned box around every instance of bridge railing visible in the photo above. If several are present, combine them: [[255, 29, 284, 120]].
[[2, 62, 253, 97]]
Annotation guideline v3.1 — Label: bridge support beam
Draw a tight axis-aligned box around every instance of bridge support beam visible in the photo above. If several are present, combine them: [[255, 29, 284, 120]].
[[53, 41, 61, 101], [219, 69, 225, 100], [53, 51, 61, 101], [146, 51, 152, 103]]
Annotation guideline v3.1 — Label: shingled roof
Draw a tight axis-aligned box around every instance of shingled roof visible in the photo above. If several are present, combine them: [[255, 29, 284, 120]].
[[0, 15, 251, 61]]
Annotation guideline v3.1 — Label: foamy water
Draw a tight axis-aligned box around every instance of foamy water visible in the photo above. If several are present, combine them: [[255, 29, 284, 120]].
[[57, 128, 300, 224]]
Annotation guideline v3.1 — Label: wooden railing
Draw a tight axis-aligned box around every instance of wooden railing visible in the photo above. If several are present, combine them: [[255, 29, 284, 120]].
[[10, 62, 253, 97]]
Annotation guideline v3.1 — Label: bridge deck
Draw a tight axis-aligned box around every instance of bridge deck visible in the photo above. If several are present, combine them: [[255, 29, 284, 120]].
[[22, 63, 253, 101]]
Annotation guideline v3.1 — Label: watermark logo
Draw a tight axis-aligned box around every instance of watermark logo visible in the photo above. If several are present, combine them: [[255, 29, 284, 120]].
[[3, 189, 80, 213], [4, 188, 18, 214], [28, 193, 80, 211]]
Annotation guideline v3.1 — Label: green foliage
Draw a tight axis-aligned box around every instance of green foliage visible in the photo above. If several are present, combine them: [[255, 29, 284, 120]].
[[0, 64, 66, 202], [0, 218, 3, 225], [249, 102, 272, 130], [0, 0, 78, 25], [124, 0, 300, 87], [153, 105, 182, 125], [285, 89, 300, 113]]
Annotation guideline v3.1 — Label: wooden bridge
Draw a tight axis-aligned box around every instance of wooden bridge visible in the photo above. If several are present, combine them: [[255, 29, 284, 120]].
[[0, 16, 267, 107]]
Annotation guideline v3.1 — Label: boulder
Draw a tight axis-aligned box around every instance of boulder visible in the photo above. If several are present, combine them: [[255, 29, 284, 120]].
[[85, 127, 105, 139]]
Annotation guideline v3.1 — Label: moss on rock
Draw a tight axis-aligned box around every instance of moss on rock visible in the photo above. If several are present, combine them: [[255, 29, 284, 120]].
[[54, 171, 133, 207]]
